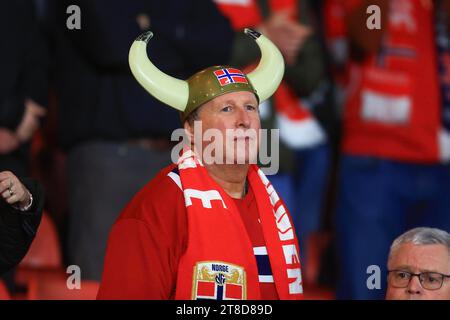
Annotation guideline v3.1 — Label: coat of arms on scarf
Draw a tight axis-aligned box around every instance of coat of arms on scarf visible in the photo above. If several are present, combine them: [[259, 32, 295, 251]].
[[192, 261, 246, 300]]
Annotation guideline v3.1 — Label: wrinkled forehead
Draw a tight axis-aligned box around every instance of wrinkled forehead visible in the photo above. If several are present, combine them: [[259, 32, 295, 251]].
[[205, 90, 259, 109], [389, 243, 450, 272]]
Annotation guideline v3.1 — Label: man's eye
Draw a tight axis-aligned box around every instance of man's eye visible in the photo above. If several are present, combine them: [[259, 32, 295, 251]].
[[424, 273, 440, 283], [222, 106, 232, 112], [246, 105, 256, 111], [396, 271, 410, 280]]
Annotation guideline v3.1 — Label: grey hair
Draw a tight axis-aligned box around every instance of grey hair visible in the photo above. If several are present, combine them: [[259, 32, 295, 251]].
[[388, 227, 450, 263]]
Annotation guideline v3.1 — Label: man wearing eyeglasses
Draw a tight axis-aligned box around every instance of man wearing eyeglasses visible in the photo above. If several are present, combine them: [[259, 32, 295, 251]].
[[386, 227, 450, 300]]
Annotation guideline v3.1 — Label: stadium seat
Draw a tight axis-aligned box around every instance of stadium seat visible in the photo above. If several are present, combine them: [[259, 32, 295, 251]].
[[19, 212, 62, 269], [15, 212, 64, 297], [27, 274, 99, 300], [304, 232, 332, 285], [302, 232, 335, 300], [0, 280, 11, 300]]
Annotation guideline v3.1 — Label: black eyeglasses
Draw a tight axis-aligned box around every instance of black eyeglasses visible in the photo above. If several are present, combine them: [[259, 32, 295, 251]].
[[388, 270, 450, 290]]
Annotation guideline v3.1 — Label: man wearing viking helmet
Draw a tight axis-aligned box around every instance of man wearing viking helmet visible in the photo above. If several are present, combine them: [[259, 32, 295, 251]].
[[97, 29, 303, 300]]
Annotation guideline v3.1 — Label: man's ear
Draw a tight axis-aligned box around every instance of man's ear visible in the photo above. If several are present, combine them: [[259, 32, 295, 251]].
[[184, 120, 194, 142]]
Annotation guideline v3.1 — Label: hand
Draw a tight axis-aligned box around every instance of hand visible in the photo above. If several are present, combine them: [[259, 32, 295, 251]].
[[259, 10, 313, 65], [0, 171, 31, 208], [15, 99, 46, 143], [0, 128, 20, 154], [277, 22, 312, 65]]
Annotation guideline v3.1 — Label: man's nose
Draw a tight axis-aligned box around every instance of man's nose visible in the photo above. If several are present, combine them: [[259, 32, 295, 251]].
[[236, 107, 251, 128], [406, 275, 423, 295]]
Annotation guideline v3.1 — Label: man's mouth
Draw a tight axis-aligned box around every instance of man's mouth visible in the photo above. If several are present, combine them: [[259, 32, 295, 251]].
[[234, 136, 251, 141]]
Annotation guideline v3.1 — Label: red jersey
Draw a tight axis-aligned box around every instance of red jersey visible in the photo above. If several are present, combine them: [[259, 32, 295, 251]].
[[97, 165, 279, 299], [326, 0, 447, 163]]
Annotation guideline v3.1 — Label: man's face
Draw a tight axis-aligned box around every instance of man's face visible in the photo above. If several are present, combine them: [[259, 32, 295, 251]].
[[386, 243, 450, 300], [185, 91, 260, 165]]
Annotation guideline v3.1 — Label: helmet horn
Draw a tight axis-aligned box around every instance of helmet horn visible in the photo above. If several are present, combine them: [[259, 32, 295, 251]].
[[244, 28, 285, 102], [128, 31, 189, 111]]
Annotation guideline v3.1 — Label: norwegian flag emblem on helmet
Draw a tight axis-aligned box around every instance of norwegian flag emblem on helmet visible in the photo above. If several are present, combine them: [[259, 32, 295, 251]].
[[213, 68, 249, 86]]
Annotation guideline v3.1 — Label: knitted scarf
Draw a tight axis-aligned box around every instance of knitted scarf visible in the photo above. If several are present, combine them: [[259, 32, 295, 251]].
[[174, 150, 303, 300]]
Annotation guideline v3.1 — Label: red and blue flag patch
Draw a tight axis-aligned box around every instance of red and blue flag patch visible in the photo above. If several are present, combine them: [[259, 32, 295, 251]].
[[213, 68, 248, 86], [192, 261, 246, 300]]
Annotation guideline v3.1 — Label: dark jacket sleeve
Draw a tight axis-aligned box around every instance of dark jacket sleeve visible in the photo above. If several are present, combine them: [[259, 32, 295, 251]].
[[0, 179, 44, 275]]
